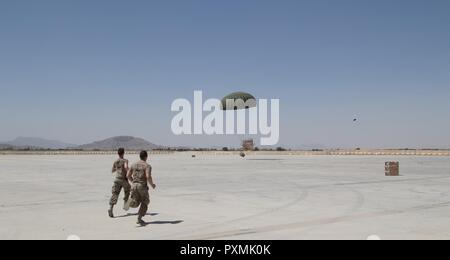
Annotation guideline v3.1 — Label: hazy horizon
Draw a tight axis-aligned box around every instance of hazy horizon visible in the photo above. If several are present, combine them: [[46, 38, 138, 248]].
[[1, 135, 449, 150], [1, 0, 450, 149]]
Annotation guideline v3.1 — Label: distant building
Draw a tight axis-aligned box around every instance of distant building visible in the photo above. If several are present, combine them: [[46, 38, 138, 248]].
[[242, 139, 255, 151]]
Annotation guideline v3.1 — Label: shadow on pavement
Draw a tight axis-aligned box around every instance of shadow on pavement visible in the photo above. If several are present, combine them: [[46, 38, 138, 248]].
[[115, 213, 159, 218], [137, 220, 184, 227]]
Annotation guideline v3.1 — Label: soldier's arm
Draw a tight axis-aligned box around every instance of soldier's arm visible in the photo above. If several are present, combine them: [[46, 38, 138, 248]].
[[124, 160, 129, 172], [127, 168, 133, 183], [146, 166, 156, 189], [111, 163, 115, 173]]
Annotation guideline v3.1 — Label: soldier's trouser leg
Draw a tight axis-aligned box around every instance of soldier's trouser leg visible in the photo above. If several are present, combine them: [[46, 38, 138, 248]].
[[123, 181, 131, 203], [138, 204, 148, 219], [137, 185, 150, 220], [109, 180, 122, 206], [130, 184, 140, 209]]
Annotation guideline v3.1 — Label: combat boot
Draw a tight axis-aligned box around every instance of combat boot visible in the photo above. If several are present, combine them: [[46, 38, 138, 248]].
[[137, 218, 146, 226], [123, 200, 131, 211], [108, 206, 114, 218]]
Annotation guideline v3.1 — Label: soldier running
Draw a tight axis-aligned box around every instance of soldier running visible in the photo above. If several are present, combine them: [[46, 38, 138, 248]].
[[127, 151, 156, 226], [108, 148, 131, 218]]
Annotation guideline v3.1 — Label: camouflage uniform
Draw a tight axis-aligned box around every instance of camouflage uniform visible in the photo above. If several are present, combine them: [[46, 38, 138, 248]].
[[129, 161, 152, 219], [109, 158, 131, 206]]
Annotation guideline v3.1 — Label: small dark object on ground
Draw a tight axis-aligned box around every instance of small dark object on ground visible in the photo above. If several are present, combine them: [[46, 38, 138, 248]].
[[385, 162, 400, 176], [240, 152, 246, 158]]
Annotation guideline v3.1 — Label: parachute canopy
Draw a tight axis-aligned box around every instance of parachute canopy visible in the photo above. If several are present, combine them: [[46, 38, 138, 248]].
[[221, 92, 257, 110]]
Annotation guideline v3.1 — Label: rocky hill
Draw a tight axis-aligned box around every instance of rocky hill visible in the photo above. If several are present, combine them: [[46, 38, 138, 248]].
[[4, 137, 76, 149], [76, 136, 162, 151]]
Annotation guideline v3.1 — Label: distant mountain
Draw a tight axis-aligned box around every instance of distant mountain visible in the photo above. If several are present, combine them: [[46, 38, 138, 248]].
[[0, 143, 47, 150], [4, 137, 76, 149], [77, 136, 163, 151], [0, 144, 14, 150]]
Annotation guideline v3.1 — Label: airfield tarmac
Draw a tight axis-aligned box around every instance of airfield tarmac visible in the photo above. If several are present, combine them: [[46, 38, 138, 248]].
[[0, 153, 450, 240]]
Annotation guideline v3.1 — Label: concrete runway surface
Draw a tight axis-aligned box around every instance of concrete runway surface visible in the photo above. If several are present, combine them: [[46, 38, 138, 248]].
[[0, 154, 450, 240]]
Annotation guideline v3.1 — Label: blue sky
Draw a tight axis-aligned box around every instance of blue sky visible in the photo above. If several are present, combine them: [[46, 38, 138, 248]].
[[1, 0, 449, 148]]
